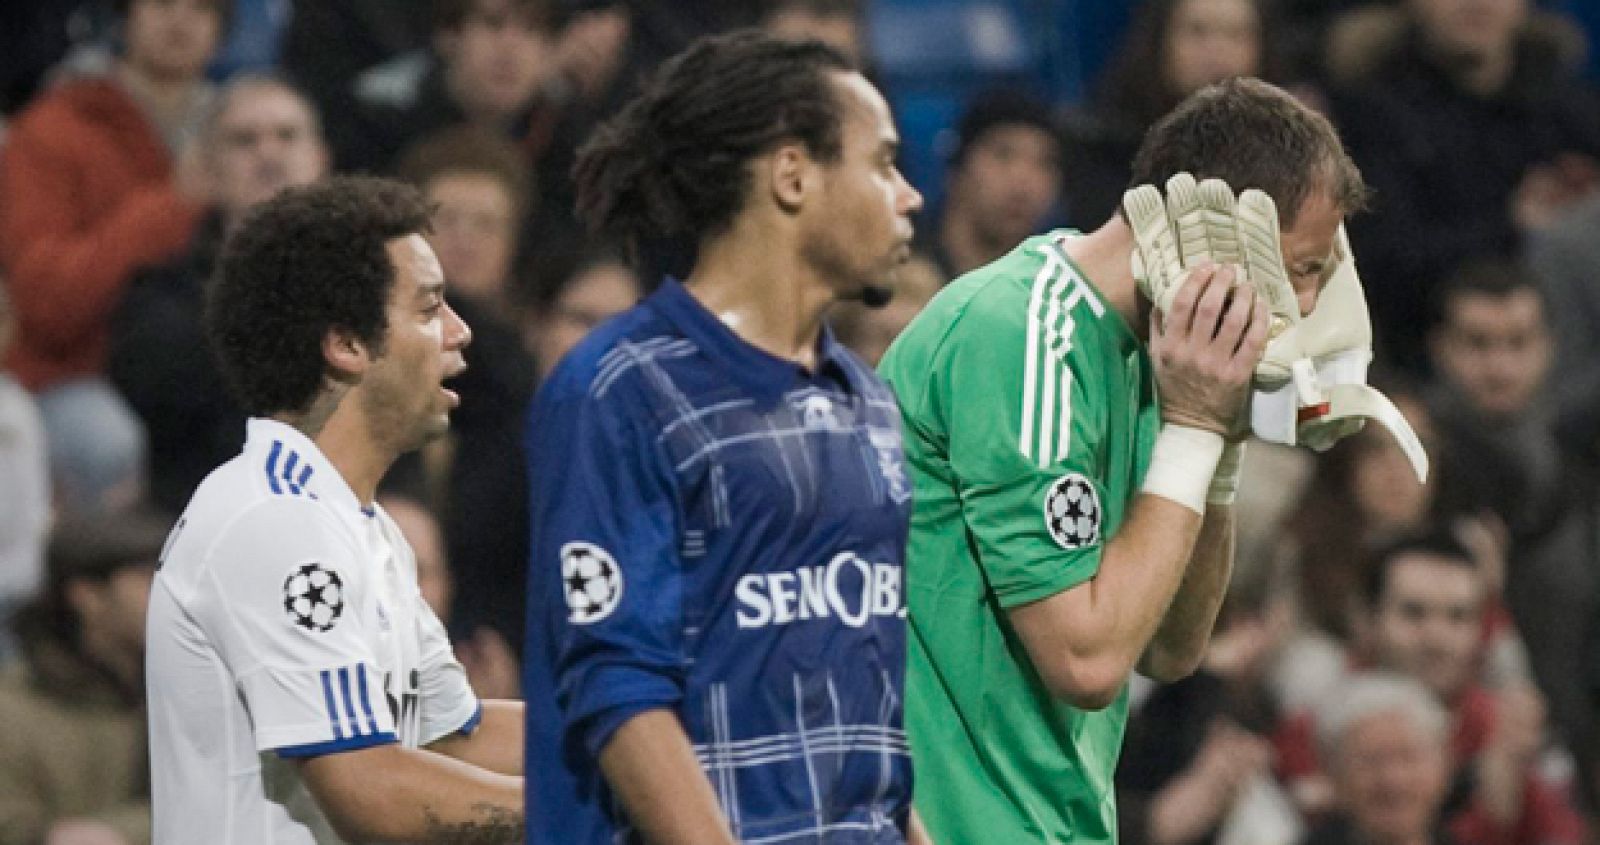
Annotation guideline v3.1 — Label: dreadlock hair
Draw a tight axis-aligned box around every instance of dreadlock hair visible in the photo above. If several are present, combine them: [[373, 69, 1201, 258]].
[[574, 29, 855, 257]]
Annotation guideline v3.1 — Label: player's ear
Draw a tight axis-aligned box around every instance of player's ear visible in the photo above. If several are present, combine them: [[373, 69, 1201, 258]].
[[768, 142, 812, 214], [322, 326, 371, 383]]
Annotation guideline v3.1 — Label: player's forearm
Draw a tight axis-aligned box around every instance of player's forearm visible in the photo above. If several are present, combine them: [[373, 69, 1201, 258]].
[[907, 807, 935, 845], [1011, 492, 1203, 708], [429, 700, 525, 776], [599, 709, 737, 845], [1084, 493, 1206, 671], [297, 744, 523, 843], [1139, 504, 1234, 682]]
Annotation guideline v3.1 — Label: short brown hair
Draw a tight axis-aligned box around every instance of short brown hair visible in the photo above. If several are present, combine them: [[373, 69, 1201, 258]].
[[1432, 256, 1543, 329], [117, 0, 235, 30], [766, 0, 862, 19], [398, 126, 534, 220], [1130, 78, 1367, 227], [433, 0, 560, 34]]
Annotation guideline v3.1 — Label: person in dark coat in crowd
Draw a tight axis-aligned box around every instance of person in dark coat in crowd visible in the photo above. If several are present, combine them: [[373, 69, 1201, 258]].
[[1325, 0, 1600, 373], [108, 75, 329, 515]]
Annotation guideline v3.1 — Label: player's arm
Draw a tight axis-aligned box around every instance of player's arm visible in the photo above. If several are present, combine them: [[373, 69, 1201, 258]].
[[597, 709, 738, 844], [1138, 501, 1236, 681], [528, 375, 705, 834], [907, 807, 935, 845], [295, 744, 522, 843], [201, 500, 525, 841], [427, 700, 524, 776], [1009, 265, 1266, 707], [1010, 492, 1206, 707], [411, 582, 524, 777]]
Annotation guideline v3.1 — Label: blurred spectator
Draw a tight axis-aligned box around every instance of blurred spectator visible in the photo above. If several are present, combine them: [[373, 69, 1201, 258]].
[[1118, 560, 1300, 845], [0, 0, 229, 512], [401, 126, 533, 312], [1524, 193, 1600, 458], [1278, 534, 1586, 844], [0, 511, 167, 845], [571, 1, 761, 106], [1425, 258, 1600, 801], [830, 253, 944, 367], [381, 494, 520, 700], [916, 89, 1062, 280], [279, 0, 430, 145], [1303, 672, 1455, 845], [0, 283, 49, 658], [1325, 0, 1600, 373], [763, 0, 866, 66], [1061, 0, 1272, 229], [1287, 379, 1440, 641], [342, 0, 585, 243], [399, 126, 541, 653], [521, 243, 642, 382], [108, 75, 329, 517], [551, 3, 631, 106]]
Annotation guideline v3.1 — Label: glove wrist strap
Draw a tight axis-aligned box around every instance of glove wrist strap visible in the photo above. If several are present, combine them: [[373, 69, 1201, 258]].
[[1207, 441, 1247, 505], [1142, 425, 1225, 515]]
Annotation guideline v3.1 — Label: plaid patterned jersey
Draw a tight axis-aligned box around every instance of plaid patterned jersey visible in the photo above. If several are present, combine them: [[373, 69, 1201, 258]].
[[524, 279, 913, 843]]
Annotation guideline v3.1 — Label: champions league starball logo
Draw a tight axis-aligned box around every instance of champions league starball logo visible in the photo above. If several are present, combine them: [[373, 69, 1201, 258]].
[[1044, 473, 1101, 550], [562, 542, 623, 625], [283, 562, 345, 632]]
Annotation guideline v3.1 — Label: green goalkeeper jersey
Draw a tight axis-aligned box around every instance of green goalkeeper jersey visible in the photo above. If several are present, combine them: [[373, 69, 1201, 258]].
[[879, 231, 1160, 844]]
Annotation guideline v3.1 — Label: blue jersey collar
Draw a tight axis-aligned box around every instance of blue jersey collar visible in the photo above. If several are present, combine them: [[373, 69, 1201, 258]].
[[648, 277, 863, 404]]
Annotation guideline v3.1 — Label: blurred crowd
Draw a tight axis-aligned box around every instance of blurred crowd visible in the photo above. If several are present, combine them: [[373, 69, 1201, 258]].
[[0, 0, 1597, 843]]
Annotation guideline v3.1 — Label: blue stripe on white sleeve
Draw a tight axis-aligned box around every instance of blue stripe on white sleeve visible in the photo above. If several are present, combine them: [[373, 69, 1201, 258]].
[[337, 667, 363, 735], [320, 669, 344, 740], [265, 441, 284, 495], [274, 731, 398, 758], [357, 664, 380, 735], [282, 451, 302, 494], [456, 701, 484, 737]]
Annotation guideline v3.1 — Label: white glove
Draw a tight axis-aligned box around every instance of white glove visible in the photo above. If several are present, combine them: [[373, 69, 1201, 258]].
[[1124, 174, 1303, 383], [1123, 174, 1429, 483]]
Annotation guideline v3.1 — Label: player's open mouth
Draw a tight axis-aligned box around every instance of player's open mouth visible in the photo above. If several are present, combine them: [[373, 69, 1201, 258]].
[[440, 363, 466, 408]]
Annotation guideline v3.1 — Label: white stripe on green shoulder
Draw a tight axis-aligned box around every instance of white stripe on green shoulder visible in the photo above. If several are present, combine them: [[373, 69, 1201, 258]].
[[1017, 240, 1103, 468]]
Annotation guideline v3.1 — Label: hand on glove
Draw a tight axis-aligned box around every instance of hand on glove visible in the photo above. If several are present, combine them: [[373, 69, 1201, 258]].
[[1123, 173, 1429, 483]]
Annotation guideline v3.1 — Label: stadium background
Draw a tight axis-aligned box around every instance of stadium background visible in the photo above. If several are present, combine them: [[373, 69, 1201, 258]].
[[2, 0, 1599, 842]]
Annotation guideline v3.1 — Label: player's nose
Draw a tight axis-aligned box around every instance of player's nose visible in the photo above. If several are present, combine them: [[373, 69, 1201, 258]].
[[443, 301, 472, 352]]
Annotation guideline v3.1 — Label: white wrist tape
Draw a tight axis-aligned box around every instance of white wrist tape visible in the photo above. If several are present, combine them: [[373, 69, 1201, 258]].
[[1207, 441, 1247, 505], [1142, 424, 1225, 515]]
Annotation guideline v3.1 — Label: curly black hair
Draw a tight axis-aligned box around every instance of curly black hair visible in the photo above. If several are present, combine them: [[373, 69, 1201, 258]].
[[574, 29, 854, 256], [207, 176, 432, 417]]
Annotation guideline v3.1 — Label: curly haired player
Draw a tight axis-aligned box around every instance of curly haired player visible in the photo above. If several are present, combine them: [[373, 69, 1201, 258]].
[[146, 176, 524, 843]]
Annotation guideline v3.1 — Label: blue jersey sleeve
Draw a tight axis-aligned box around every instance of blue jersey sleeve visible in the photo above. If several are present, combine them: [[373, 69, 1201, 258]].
[[527, 372, 685, 765]]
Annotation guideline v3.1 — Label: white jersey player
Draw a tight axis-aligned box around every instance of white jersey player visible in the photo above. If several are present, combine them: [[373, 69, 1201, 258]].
[[147, 420, 480, 842], [147, 177, 523, 843]]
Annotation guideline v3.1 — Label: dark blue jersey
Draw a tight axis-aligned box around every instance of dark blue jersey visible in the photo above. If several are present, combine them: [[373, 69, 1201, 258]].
[[524, 279, 914, 843]]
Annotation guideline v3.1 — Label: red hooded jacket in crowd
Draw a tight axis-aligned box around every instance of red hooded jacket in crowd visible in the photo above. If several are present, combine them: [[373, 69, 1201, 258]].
[[0, 77, 203, 391]]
